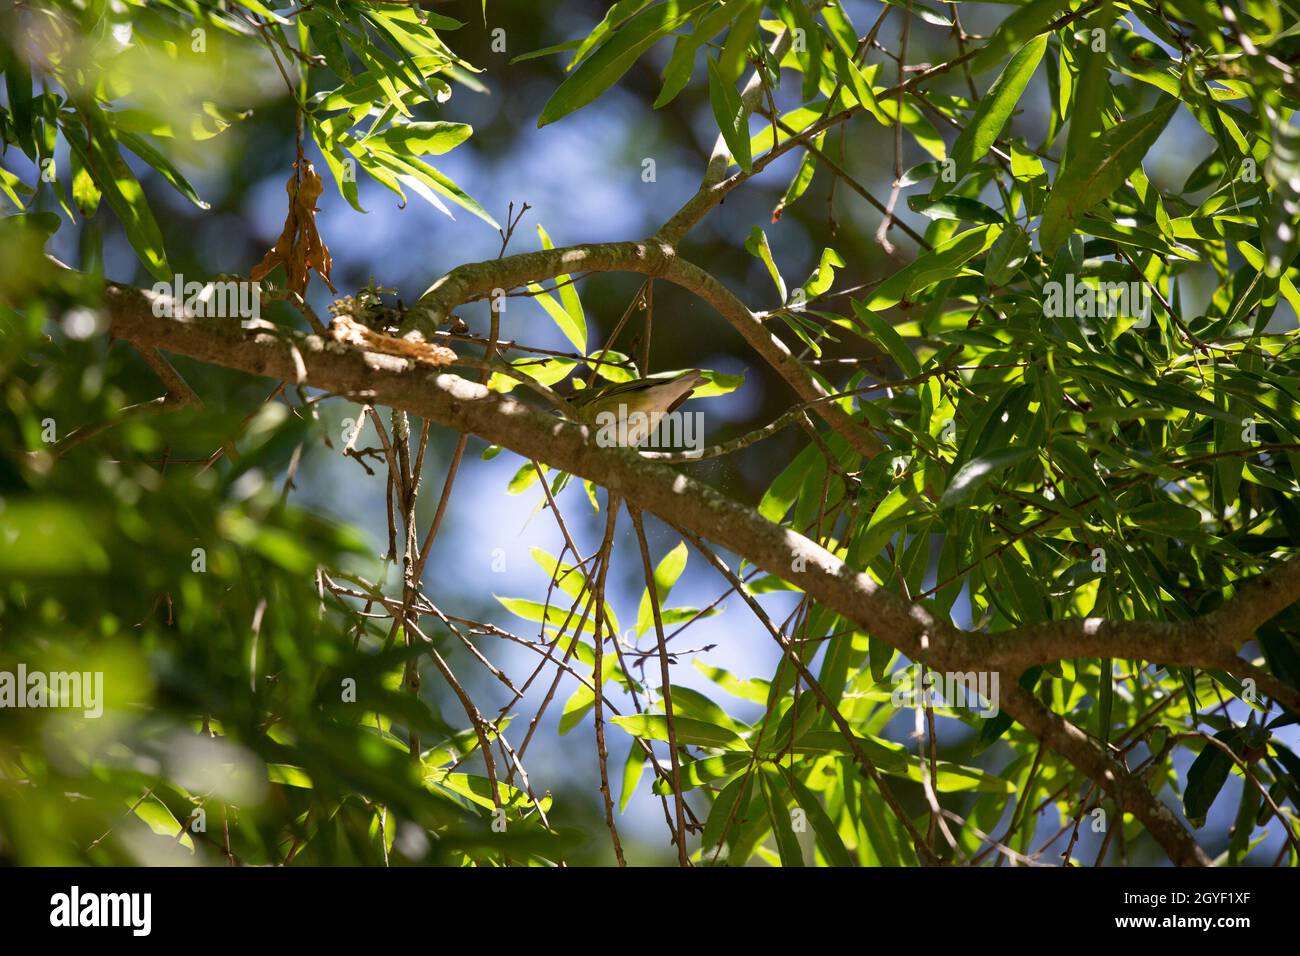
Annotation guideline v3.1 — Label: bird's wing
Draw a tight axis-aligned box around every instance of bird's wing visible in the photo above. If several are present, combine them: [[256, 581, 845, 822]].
[[664, 371, 708, 413], [574, 370, 703, 408]]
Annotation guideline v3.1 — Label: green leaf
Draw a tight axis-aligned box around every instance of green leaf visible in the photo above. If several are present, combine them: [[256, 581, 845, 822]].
[[527, 285, 587, 354], [311, 117, 366, 214], [494, 596, 599, 634], [1063, 9, 1118, 168], [985, 226, 1031, 286], [940, 447, 1036, 509], [63, 111, 171, 281], [787, 774, 853, 867], [534, 224, 588, 352], [538, 0, 708, 126], [854, 481, 919, 562], [773, 136, 820, 221], [1263, 107, 1300, 278], [692, 369, 745, 398], [653, 0, 746, 107], [969, 0, 1067, 75], [619, 739, 646, 812], [68, 150, 100, 218], [745, 226, 786, 301], [785, 731, 909, 774], [800, 246, 845, 300], [1184, 730, 1241, 828], [567, 0, 654, 68], [1040, 98, 1178, 255], [907, 194, 1003, 224], [701, 773, 753, 860], [635, 541, 688, 636], [366, 121, 473, 156], [666, 685, 746, 736], [706, 55, 752, 171], [693, 660, 770, 704], [364, 148, 499, 227], [611, 714, 750, 751], [5, 50, 36, 158], [0, 165, 31, 211], [528, 546, 588, 601], [716, 0, 760, 85], [934, 33, 1048, 197], [511, 39, 584, 64], [117, 131, 209, 210], [559, 683, 595, 735], [132, 795, 194, 851], [851, 301, 921, 377], [759, 440, 821, 522], [866, 225, 1002, 309], [761, 771, 804, 866], [488, 357, 577, 393]]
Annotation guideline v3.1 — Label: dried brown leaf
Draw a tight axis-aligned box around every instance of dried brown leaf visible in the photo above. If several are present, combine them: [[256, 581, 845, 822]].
[[250, 160, 336, 296]]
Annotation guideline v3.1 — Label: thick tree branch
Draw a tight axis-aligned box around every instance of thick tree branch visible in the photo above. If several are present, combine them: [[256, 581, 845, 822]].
[[1206, 553, 1300, 644], [969, 555, 1300, 715], [109, 281, 923, 652]]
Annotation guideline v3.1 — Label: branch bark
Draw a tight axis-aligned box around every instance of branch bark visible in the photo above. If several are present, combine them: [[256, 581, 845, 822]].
[[965, 555, 1300, 715]]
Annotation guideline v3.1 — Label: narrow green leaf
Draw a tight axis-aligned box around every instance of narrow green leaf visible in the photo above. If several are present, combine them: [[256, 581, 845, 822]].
[[851, 301, 921, 376], [706, 55, 752, 171], [117, 131, 209, 210], [619, 739, 646, 812], [761, 771, 805, 867], [535, 224, 587, 351], [611, 714, 750, 751], [866, 225, 1001, 309], [366, 120, 473, 156], [538, 0, 708, 126], [907, 194, 1004, 224], [745, 226, 786, 301], [940, 447, 1036, 509], [63, 112, 171, 281], [635, 541, 688, 636], [984, 226, 1031, 286], [969, 0, 1067, 74], [701, 774, 752, 860], [1184, 730, 1241, 828], [934, 33, 1048, 197], [787, 774, 854, 867]]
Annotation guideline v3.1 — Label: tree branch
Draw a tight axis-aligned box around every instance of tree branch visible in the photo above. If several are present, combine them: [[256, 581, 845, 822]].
[[405, 242, 884, 459], [968, 554, 1300, 715]]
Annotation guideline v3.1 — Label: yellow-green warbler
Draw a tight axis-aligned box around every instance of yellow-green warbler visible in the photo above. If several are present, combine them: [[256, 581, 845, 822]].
[[568, 369, 708, 447]]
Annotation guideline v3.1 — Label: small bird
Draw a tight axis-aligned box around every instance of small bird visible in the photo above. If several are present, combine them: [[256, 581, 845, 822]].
[[568, 369, 708, 447]]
